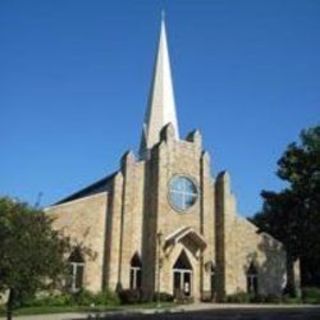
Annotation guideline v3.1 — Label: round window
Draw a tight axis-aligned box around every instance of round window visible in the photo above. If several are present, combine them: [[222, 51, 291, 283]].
[[168, 176, 198, 212]]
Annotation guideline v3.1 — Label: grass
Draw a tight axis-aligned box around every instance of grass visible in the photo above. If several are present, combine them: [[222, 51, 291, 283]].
[[0, 302, 176, 317]]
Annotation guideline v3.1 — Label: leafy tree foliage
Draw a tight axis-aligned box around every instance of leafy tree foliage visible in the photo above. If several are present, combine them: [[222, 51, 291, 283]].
[[0, 197, 71, 320], [251, 126, 320, 292]]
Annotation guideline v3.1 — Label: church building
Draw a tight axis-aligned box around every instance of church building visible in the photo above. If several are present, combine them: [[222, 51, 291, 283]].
[[47, 17, 288, 301]]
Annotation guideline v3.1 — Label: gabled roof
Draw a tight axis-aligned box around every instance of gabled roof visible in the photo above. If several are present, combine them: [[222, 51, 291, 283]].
[[54, 171, 117, 205], [164, 226, 207, 251]]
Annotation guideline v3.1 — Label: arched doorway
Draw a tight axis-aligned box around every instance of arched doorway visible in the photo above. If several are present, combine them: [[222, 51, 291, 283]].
[[173, 250, 193, 298]]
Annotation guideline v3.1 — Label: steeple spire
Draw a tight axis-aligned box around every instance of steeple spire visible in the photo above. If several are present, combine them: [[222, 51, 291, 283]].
[[139, 14, 179, 158]]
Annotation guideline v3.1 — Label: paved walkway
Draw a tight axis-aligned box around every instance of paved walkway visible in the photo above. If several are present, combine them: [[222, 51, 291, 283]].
[[1, 303, 320, 320]]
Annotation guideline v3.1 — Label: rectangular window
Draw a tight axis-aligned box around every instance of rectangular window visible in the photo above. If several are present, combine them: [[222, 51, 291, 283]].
[[130, 269, 135, 289], [247, 274, 258, 295], [130, 267, 142, 289], [70, 262, 84, 292]]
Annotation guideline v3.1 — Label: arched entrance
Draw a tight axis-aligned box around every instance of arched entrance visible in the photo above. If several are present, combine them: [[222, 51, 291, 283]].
[[173, 250, 193, 298]]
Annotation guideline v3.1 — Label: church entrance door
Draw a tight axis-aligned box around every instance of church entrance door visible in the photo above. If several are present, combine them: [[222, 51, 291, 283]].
[[173, 269, 192, 297], [172, 250, 193, 298]]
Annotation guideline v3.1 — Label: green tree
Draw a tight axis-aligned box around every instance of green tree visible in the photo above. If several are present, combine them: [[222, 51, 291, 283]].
[[251, 126, 320, 294], [0, 197, 71, 320]]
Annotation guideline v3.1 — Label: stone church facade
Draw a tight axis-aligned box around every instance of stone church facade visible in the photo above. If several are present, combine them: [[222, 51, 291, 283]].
[[46, 18, 287, 301]]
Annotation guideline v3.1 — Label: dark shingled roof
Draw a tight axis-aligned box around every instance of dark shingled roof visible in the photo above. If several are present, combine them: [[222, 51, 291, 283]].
[[54, 171, 117, 206]]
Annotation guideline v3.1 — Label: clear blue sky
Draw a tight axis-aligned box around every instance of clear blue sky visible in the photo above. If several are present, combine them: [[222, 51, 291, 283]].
[[1, 0, 319, 216]]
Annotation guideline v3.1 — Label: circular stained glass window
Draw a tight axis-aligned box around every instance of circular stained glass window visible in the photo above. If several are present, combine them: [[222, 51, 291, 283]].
[[168, 176, 198, 212]]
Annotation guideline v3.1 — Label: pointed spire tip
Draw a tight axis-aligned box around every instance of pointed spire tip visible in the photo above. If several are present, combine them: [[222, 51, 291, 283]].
[[139, 10, 179, 159], [161, 9, 165, 22]]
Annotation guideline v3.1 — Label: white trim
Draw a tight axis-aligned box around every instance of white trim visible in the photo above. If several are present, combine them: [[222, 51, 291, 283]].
[[130, 266, 141, 289], [173, 269, 192, 296], [173, 268, 192, 273], [165, 226, 207, 249], [70, 262, 84, 292], [164, 226, 188, 242], [168, 175, 199, 213]]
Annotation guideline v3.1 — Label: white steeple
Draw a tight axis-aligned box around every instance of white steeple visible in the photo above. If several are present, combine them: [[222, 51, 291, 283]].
[[139, 13, 179, 158]]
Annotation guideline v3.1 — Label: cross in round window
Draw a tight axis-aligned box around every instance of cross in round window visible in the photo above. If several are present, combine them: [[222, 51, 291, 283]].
[[169, 176, 198, 212]]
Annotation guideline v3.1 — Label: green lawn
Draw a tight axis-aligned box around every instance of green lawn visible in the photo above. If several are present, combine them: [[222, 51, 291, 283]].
[[0, 302, 175, 317]]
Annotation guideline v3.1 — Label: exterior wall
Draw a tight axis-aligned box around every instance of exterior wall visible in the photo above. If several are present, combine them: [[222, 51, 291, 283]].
[[46, 192, 108, 293], [200, 150, 215, 299], [141, 143, 159, 297], [232, 218, 286, 296], [105, 172, 124, 290], [215, 172, 286, 299], [118, 153, 145, 289]]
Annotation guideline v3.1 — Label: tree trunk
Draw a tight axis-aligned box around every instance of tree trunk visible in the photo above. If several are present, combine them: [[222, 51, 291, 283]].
[[6, 288, 14, 320]]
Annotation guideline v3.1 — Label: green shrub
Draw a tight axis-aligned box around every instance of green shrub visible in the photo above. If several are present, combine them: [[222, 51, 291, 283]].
[[0, 304, 5, 315], [226, 292, 250, 303], [118, 289, 141, 304], [22, 292, 74, 307], [250, 294, 266, 303], [72, 289, 96, 306], [53, 293, 75, 306], [302, 287, 320, 304], [153, 292, 174, 302], [264, 294, 282, 303], [54, 293, 74, 306], [282, 294, 302, 304], [94, 289, 120, 306], [21, 289, 120, 308]]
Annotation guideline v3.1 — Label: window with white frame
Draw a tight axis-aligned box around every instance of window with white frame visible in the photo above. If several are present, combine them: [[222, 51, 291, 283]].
[[168, 176, 198, 212], [130, 253, 142, 289], [68, 248, 85, 292]]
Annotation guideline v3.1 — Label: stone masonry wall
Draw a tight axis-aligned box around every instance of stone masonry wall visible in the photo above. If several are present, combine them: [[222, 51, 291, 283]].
[[46, 192, 108, 293], [215, 172, 287, 297], [144, 124, 216, 300], [231, 218, 286, 295], [118, 152, 145, 289]]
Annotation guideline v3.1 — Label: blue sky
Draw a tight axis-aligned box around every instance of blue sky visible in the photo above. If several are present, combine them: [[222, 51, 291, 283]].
[[1, 0, 319, 216]]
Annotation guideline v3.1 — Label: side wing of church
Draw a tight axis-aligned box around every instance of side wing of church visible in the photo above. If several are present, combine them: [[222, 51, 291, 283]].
[[46, 17, 287, 301]]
